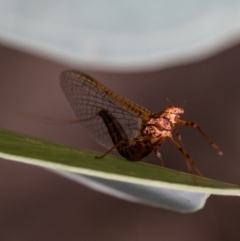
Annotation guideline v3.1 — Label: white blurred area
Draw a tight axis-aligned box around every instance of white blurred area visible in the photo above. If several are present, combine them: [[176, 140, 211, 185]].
[[0, 0, 240, 71]]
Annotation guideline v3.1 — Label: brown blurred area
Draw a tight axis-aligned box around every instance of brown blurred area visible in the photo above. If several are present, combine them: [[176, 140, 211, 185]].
[[0, 43, 240, 241]]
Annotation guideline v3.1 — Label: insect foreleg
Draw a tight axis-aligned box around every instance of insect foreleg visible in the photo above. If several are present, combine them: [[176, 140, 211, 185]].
[[177, 119, 222, 155]]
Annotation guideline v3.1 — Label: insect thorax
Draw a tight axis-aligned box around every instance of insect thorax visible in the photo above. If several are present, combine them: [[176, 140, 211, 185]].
[[141, 108, 182, 147]]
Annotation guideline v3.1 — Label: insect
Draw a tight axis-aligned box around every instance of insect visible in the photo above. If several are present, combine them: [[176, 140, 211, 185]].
[[60, 70, 222, 177]]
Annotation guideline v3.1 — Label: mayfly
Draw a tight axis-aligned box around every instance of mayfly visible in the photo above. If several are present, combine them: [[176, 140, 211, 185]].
[[60, 70, 222, 177]]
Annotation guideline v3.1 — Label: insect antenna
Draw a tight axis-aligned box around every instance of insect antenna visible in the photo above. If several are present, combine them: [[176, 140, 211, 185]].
[[182, 99, 187, 108], [166, 98, 173, 105]]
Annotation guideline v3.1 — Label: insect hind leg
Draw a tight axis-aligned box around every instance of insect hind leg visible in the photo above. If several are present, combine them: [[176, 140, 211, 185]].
[[95, 136, 150, 160], [95, 138, 133, 159]]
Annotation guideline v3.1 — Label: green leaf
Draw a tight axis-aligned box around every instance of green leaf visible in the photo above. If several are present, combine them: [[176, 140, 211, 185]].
[[0, 128, 239, 212]]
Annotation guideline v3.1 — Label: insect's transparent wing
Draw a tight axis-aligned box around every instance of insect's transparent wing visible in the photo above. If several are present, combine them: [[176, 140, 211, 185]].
[[60, 70, 146, 149]]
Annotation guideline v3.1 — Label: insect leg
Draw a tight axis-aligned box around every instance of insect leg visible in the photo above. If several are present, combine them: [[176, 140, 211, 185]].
[[95, 136, 151, 159], [154, 148, 164, 167], [171, 124, 184, 148], [171, 125, 193, 172], [168, 136, 204, 177], [177, 119, 222, 155]]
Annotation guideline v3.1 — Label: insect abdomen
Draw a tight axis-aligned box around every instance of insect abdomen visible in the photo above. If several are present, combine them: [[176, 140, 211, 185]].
[[98, 109, 153, 161]]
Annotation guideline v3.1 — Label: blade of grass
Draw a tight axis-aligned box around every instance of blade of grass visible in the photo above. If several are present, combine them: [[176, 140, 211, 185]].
[[0, 128, 239, 195]]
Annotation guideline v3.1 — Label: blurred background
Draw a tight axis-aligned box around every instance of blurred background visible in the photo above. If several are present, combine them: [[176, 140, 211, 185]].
[[1, 0, 240, 240]]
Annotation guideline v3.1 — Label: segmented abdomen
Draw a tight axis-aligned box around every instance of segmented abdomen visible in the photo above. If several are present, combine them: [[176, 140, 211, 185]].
[[98, 109, 153, 161]]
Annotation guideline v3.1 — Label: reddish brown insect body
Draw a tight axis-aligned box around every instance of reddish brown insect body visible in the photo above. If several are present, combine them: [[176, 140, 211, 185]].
[[60, 70, 222, 177]]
